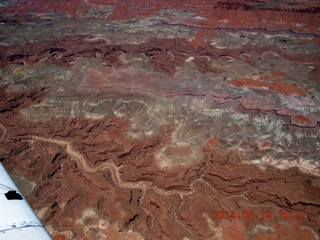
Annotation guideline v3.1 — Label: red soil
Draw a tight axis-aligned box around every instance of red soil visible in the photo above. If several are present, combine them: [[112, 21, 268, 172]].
[[230, 78, 306, 96], [2, 0, 319, 35]]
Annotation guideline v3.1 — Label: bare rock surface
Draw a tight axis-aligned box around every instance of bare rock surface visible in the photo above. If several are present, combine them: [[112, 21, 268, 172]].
[[0, 1, 320, 239]]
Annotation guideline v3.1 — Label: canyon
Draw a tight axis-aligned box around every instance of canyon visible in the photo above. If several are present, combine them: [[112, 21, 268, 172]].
[[0, 1, 320, 239]]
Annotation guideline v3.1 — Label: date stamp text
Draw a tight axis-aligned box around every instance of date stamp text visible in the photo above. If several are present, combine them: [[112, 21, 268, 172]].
[[212, 209, 308, 221]]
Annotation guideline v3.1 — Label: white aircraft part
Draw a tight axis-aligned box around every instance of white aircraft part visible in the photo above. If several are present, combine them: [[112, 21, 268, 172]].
[[0, 162, 52, 240]]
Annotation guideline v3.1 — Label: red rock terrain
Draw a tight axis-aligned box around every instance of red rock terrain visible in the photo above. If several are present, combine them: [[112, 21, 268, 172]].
[[0, 1, 320, 239]]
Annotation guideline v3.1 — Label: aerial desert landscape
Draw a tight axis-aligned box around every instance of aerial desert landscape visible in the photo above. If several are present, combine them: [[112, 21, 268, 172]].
[[0, 0, 319, 239]]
